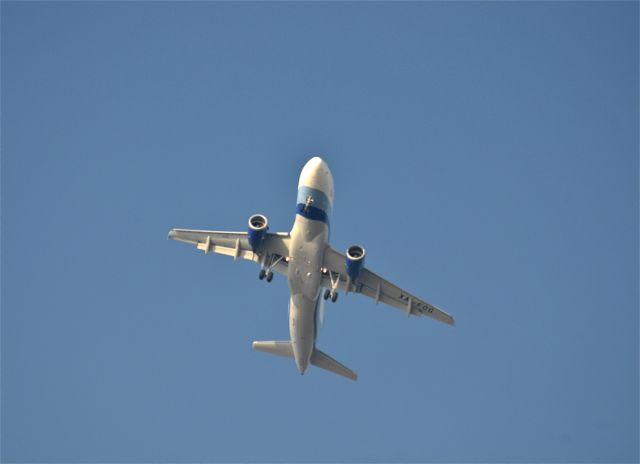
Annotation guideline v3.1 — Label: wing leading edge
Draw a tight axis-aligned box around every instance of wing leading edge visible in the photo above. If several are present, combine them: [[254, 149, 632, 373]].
[[321, 245, 454, 326]]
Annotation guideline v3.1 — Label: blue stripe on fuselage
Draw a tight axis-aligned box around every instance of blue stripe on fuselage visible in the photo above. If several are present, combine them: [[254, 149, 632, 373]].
[[296, 203, 329, 224], [297, 186, 332, 217]]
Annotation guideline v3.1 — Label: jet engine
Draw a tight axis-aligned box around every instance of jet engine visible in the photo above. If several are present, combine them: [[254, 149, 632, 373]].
[[248, 213, 269, 251], [346, 245, 366, 281]]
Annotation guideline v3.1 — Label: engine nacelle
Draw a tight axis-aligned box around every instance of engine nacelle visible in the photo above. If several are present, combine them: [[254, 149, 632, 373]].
[[248, 214, 269, 251], [346, 245, 366, 281]]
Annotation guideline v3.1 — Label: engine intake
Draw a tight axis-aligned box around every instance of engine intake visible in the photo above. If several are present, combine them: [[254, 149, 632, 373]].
[[248, 214, 269, 251], [346, 245, 366, 281]]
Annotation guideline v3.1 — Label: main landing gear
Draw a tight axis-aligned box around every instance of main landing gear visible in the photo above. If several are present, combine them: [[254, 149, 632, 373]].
[[323, 288, 338, 303], [322, 269, 341, 302], [258, 269, 273, 282], [258, 254, 282, 283]]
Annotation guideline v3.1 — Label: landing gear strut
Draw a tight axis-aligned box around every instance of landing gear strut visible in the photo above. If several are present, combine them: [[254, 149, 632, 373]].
[[325, 270, 340, 303]]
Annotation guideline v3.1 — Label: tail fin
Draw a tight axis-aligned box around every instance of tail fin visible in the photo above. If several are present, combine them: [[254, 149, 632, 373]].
[[252, 341, 294, 359], [311, 348, 358, 381]]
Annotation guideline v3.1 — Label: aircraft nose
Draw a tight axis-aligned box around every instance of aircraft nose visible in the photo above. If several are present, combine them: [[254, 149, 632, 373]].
[[303, 157, 332, 178], [298, 156, 334, 204], [305, 156, 327, 170]]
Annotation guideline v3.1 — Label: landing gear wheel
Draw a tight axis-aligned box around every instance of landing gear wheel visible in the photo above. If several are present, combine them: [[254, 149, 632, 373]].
[[266, 271, 274, 282], [331, 291, 338, 303], [258, 269, 266, 280], [323, 289, 331, 300]]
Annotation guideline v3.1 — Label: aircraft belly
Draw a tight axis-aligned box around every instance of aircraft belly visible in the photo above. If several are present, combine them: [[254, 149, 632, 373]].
[[287, 215, 327, 301], [287, 215, 328, 373], [288, 294, 315, 372]]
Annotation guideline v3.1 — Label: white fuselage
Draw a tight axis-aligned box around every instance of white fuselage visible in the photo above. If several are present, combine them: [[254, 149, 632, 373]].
[[287, 157, 334, 374]]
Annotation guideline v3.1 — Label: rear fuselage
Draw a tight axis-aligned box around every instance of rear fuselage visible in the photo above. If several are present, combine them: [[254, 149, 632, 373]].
[[287, 157, 334, 374]]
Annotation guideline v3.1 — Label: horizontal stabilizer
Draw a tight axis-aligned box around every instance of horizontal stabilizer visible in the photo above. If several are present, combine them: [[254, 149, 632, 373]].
[[252, 341, 294, 359], [311, 348, 358, 381]]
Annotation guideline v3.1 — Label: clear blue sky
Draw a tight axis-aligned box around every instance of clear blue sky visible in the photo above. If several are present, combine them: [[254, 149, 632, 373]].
[[2, 2, 637, 462]]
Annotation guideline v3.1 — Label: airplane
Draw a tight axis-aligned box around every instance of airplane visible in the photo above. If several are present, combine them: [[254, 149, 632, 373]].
[[168, 157, 454, 381]]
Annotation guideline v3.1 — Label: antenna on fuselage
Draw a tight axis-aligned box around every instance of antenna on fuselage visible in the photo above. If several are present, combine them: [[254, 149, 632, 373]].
[[303, 195, 314, 212]]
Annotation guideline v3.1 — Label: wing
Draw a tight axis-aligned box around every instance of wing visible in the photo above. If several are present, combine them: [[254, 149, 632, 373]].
[[321, 246, 454, 325], [168, 228, 291, 275]]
